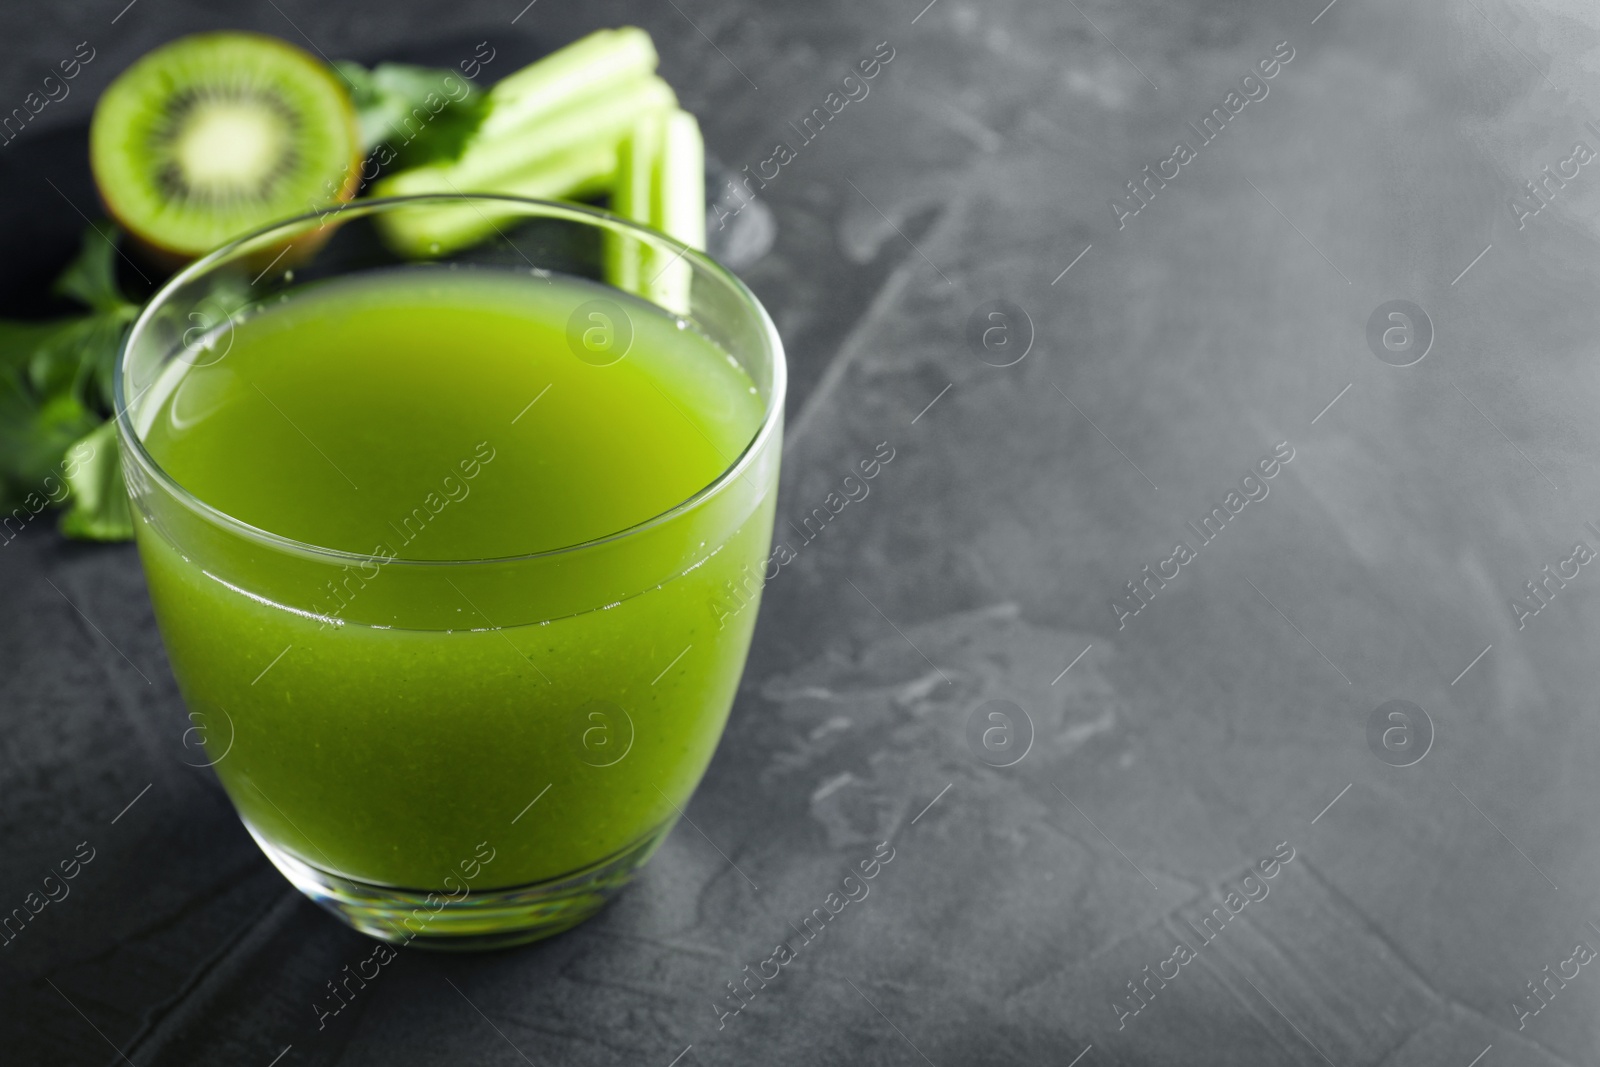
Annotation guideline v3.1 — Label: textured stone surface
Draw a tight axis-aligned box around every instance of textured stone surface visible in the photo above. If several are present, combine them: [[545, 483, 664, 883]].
[[5, 0, 1600, 1063]]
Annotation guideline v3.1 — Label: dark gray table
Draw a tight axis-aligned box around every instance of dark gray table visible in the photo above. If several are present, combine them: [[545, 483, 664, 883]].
[[5, 0, 1599, 1063]]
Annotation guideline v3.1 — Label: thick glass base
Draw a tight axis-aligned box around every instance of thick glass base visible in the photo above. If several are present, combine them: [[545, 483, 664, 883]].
[[248, 822, 674, 951]]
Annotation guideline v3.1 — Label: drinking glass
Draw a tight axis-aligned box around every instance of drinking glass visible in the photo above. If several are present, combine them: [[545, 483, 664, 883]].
[[115, 195, 784, 948]]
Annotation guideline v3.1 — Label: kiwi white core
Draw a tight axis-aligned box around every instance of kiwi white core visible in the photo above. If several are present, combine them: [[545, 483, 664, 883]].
[[167, 97, 293, 199]]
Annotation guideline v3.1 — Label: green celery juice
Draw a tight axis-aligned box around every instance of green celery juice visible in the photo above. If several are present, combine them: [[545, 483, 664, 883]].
[[133, 268, 776, 890]]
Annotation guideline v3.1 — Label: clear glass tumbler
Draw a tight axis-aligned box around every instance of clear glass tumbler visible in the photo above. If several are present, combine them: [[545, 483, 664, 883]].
[[115, 195, 784, 948]]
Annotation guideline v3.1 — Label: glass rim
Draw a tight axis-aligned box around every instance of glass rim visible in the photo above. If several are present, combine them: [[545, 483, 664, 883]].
[[113, 192, 787, 569]]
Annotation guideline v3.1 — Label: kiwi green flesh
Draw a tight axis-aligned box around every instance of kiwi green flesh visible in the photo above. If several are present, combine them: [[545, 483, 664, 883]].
[[91, 32, 357, 258]]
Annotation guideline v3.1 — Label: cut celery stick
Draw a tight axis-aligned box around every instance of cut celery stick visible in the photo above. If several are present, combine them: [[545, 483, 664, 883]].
[[482, 28, 658, 139], [373, 141, 619, 257], [370, 71, 669, 254], [657, 110, 705, 250], [425, 76, 675, 191], [603, 115, 664, 294], [645, 109, 706, 314]]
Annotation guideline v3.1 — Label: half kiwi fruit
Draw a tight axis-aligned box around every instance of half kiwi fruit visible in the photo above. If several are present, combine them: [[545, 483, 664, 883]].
[[90, 32, 361, 261]]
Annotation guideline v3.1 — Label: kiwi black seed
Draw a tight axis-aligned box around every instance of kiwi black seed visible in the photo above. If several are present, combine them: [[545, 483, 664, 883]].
[[91, 32, 361, 260]]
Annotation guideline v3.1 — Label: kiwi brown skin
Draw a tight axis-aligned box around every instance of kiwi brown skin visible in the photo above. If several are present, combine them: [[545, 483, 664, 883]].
[[91, 31, 365, 271]]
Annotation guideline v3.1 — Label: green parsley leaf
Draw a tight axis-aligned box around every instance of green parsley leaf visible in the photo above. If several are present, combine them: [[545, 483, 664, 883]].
[[335, 60, 490, 172], [0, 224, 138, 539], [58, 418, 132, 541]]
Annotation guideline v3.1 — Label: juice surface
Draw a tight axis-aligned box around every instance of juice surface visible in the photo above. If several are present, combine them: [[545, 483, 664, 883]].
[[144, 269, 759, 559], [135, 268, 775, 889]]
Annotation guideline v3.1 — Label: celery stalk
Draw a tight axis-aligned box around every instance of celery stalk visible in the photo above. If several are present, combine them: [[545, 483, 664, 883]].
[[373, 140, 619, 257], [383, 76, 675, 196], [656, 110, 706, 250], [366, 27, 694, 264], [603, 115, 663, 293], [646, 109, 706, 313], [481, 27, 658, 138]]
